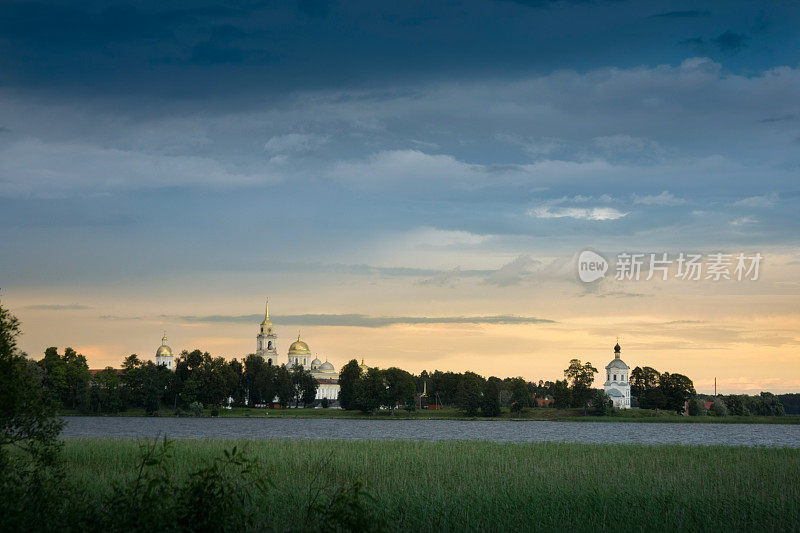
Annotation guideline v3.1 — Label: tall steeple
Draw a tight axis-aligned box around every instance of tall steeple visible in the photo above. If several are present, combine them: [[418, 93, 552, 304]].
[[257, 299, 277, 362], [261, 299, 272, 326]]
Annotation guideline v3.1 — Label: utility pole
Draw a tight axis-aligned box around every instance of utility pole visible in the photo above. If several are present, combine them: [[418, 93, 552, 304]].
[[714, 377, 717, 398]]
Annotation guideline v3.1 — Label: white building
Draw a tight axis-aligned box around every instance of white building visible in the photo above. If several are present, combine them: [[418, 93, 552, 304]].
[[256, 300, 278, 365], [603, 341, 631, 409], [155, 332, 174, 370], [255, 300, 340, 402]]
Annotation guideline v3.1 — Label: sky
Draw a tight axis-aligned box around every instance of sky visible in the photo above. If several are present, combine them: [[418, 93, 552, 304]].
[[1, 0, 799, 393]]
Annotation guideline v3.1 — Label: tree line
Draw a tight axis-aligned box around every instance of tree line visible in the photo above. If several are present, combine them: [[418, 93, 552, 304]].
[[338, 358, 620, 416], [36, 348, 320, 414]]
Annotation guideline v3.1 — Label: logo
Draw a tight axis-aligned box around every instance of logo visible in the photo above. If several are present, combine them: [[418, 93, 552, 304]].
[[578, 250, 608, 282]]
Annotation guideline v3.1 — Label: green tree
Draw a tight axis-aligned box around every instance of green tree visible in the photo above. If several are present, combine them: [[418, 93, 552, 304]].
[[550, 379, 572, 409], [293, 368, 318, 407], [275, 365, 294, 407], [687, 398, 706, 417], [0, 302, 66, 531], [591, 390, 613, 415], [122, 354, 146, 408], [383, 367, 416, 412], [62, 347, 91, 410], [508, 377, 532, 409], [338, 359, 363, 410], [354, 367, 386, 414], [755, 392, 785, 416], [564, 359, 598, 410], [90, 368, 125, 413], [481, 379, 502, 417], [243, 353, 268, 405], [457, 371, 484, 416], [227, 358, 245, 406], [38, 347, 67, 407], [659, 373, 695, 414], [724, 394, 747, 416], [430, 371, 461, 406], [630, 366, 661, 408]]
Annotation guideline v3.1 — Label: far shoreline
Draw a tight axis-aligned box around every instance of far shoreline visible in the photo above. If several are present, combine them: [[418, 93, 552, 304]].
[[59, 407, 800, 425]]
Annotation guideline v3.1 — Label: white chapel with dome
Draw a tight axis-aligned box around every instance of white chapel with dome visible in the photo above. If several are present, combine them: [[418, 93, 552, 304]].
[[155, 333, 174, 370], [255, 300, 340, 401], [603, 341, 631, 409]]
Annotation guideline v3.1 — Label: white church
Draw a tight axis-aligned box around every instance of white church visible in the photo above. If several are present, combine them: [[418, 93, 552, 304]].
[[255, 300, 340, 401], [603, 341, 631, 409]]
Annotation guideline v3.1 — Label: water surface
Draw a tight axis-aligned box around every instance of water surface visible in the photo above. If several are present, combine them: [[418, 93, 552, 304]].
[[62, 417, 800, 447]]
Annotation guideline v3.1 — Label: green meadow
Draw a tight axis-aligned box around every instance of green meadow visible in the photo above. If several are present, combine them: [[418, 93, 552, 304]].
[[61, 439, 800, 531]]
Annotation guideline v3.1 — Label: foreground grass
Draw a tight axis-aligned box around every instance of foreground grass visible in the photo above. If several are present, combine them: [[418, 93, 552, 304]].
[[62, 439, 800, 531], [62, 405, 800, 424]]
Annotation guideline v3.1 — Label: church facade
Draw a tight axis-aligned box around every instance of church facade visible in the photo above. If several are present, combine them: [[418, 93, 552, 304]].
[[256, 300, 340, 401], [603, 342, 631, 409]]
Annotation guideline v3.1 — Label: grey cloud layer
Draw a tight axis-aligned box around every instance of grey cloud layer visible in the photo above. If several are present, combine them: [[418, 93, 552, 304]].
[[170, 314, 556, 327]]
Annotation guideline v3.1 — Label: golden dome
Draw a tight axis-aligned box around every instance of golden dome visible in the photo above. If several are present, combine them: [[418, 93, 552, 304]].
[[288, 333, 310, 355], [156, 345, 173, 358]]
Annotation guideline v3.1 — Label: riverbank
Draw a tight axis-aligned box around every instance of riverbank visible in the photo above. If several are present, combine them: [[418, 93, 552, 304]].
[[61, 439, 800, 530], [60, 406, 800, 424]]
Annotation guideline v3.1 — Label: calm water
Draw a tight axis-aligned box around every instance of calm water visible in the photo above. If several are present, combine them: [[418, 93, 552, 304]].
[[61, 417, 800, 447]]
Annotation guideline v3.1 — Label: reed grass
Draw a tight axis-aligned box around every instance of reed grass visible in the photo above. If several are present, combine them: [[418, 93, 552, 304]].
[[61, 439, 800, 531]]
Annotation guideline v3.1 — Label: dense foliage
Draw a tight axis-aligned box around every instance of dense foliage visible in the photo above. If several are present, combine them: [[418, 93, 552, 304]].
[[630, 366, 696, 413], [32, 345, 319, 414]]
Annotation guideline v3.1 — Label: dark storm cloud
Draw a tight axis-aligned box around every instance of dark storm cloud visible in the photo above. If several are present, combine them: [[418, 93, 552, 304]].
[[682, 31, 748, 53], [170, 313, 556, 327], [2, 0, 789, 101], [0, 3, 234, 45]]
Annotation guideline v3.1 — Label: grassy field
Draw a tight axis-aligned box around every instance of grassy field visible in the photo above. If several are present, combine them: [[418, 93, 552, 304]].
[[62, 439, 800, 531], [62, 405, 800, 424]]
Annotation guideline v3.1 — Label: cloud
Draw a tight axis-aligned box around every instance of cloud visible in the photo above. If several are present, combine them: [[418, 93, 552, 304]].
[[528, 206, 628, 221], [632, 191, 688, 206], [328, 150, 482, 190], [494, 133, 566, 157], [714, 31, 748, 52], [171, 313, 556, 327], [264, 133, 329, 154], [732, 192, 779, 208], [0, 139, 280, 197], [417, 266, 463, 287], [483, 255, 540, 286], [25, 303, 90, 310], [731, 216, 757, 226], [683, 31, 748, 53], [758, 114, 795, 123], [592, 134, 663, 156], [405, 227, 490, 248]]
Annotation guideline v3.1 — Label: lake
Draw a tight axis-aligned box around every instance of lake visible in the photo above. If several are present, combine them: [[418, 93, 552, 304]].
[[61, 416, 800, 447]]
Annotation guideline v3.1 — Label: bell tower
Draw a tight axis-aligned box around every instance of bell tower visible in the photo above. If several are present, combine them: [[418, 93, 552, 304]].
[[256, 299, 278, 364]]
